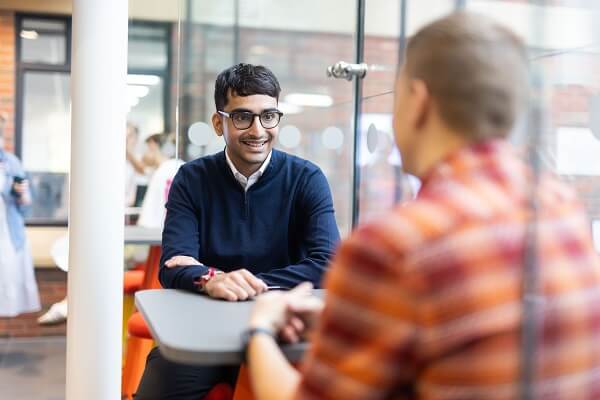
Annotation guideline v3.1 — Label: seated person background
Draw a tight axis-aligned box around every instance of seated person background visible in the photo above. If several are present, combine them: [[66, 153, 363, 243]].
[[137, 133, 183, 229], [245, 12, 600, 400], [135, 63, 340, 399]]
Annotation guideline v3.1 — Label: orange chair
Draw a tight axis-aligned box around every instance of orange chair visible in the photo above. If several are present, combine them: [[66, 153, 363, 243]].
[[121, 246, 259, 400], [121, 245, 162, 400], [124, 310, 235, 400], [232, 364, 254, 400]]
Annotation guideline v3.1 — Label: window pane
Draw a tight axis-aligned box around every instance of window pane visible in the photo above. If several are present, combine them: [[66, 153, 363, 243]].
[[128, 24, 169, 70], [21, 72, 71, 223], [128, 39, 168, 70], [127, 75, 165, 138], [466, 0, 600, 234], [358, 0, 453, 223], [20, 18, 67, 65]]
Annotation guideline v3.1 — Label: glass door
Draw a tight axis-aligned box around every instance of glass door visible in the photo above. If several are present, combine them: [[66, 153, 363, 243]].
[[177, 0, 358, 235]]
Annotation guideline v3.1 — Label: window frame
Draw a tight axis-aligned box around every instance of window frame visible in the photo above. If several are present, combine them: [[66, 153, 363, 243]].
[[14, 13, 174, 226]]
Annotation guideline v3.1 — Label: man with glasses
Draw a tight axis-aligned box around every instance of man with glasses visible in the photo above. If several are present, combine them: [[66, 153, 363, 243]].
[[135, 63, 340, 399]]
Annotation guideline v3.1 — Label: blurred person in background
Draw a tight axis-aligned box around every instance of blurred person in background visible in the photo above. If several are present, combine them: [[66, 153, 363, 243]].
[[0, 112, 40, 317], [125, 122, 141, 208], [245, 12, 600, 400], [137, 132, 183, 229]]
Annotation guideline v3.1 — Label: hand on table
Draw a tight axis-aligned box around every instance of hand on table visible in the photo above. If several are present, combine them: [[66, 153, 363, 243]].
[[248, 282, 324, 343], [205, 269, 267, 301], [164, 258, 268, 301]]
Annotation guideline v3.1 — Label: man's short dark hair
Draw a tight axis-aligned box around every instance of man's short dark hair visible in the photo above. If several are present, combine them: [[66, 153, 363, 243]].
[[214, 63, 281, 111], [406, 12, 528, 140]]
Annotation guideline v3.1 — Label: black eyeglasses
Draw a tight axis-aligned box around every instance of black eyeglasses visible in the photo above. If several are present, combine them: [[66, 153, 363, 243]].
[[218, 110, 283, 130]]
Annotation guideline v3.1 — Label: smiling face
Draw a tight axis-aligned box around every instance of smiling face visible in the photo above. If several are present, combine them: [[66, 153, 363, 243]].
[[212, 92, 279, 177]]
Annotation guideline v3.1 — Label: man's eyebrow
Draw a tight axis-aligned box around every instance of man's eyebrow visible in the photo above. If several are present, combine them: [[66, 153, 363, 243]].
[[229, 107, 279, 113]]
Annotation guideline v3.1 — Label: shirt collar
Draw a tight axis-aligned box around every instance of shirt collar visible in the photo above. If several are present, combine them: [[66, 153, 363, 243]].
[[419, 139, 522, 190], [225, 149, 272, 189]]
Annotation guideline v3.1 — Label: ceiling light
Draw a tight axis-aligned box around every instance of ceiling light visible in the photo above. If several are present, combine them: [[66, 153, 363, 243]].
[[127, 85, 150, 98], [127, 74, 161, 86], [284, 93, 333, 108], [20, 30, 38, 40], [277, 101, 303, 115]]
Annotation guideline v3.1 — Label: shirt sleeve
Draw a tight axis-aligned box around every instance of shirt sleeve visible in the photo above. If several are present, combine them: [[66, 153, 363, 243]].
[[294, 225, 418, 400], [158, 166, 208, 291], [256, 168, 340, 288]]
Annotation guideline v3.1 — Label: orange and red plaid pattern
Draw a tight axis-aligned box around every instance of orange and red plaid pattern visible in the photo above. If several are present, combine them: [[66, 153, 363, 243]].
[[296, 139, 600, 400]]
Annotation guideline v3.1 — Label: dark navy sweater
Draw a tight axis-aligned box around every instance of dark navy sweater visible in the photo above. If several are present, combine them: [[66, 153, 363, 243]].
[[159, 149, 340, 292]]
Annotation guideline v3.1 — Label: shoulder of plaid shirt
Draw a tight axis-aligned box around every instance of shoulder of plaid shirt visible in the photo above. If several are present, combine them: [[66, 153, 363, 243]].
[[293, 139, 600, 400]]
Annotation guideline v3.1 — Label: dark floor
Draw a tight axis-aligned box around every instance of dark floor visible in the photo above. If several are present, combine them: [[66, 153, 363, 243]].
[[0, 269, 68, 398], [0, 336, 66, 400]]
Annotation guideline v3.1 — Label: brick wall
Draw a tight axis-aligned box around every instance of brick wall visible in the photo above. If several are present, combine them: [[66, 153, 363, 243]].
[[0, 269, 67, 338], [0, 11, 15, 152]]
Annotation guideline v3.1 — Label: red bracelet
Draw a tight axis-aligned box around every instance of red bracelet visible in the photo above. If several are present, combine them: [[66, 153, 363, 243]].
[[194, 267, 221, 291]]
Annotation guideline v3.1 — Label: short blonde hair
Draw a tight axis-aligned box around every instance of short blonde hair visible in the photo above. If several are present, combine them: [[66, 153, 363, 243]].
[[406, 12, 529, 140]]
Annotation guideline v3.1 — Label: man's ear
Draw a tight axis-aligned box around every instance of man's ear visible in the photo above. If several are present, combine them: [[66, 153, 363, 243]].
[[212, 112, 224, 137], [410, 79, 430, 130]]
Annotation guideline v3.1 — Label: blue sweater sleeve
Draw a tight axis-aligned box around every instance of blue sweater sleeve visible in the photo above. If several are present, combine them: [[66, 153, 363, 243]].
[[256, 168, 340, 288], [158, 166, 208, 291]]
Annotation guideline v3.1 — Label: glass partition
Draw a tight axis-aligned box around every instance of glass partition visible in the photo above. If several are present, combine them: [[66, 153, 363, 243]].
[[177, 0, 357, 235], [466, 0, 600, 247], [357, 0, 454, 223]]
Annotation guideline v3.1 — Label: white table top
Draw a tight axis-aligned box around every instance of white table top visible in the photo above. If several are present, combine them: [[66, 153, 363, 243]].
[[135, 289, 323, 365], [124, 226, 162, 245]]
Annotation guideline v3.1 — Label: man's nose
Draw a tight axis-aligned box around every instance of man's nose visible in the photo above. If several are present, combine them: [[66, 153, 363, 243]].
[[248, 115, 266, 135]]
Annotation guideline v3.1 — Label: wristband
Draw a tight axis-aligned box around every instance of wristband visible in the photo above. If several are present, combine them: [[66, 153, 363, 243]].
[[194, 267, 222, 292], [240, 327, 275, 364]]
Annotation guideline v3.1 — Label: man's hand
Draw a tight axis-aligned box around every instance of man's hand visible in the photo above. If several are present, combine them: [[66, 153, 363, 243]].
[[205, 269, 267, 301], [248, 282, 324, 343], [164, 255, 202, 268]]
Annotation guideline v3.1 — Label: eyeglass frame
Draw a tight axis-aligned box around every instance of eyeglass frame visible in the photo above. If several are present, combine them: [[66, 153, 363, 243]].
[[217, 109, 284, 130]]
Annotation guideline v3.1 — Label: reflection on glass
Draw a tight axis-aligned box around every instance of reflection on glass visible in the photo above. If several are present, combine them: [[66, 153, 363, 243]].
[[126, 76, 165, 138], [321, 127, 345, 150], [188, 122, 213, 146], [176, 0, 357, 234], [466, 0, 600, 230], [22, 72, 70, 173], [20, 18, 67, 65], [278, 125, 301, 149]]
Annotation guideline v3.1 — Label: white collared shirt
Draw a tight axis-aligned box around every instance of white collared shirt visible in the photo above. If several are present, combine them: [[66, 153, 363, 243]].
[[225, 149, 272, 192]]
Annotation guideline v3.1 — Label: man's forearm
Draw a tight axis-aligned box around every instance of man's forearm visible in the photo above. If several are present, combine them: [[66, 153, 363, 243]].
[[159, 263, 208, 291], [247, 334, 300, 400]]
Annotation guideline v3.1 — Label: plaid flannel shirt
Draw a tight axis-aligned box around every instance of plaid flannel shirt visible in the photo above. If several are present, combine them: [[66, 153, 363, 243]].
[[296, 139, 600, 400]]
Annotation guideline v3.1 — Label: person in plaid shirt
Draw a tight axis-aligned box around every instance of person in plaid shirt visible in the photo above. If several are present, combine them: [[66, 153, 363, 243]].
[[244, 12, 600, 400]]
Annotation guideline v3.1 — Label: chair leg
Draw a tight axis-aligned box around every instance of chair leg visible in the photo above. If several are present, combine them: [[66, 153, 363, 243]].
[[121, 336, 154, 399]]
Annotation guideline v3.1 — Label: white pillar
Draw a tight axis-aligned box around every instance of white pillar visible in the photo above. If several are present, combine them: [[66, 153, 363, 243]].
[[66, 0, 127, 399]]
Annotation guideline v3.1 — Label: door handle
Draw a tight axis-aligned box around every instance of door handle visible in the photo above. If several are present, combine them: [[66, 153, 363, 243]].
[[326, 61, 368, 81]]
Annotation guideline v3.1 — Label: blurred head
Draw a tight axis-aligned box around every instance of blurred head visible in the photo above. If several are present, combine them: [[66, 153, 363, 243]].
[[145, 133, 165, 151], [393, 12, 528, 177], [211, 63, 282, 176], [142, 133, 166, 167]]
